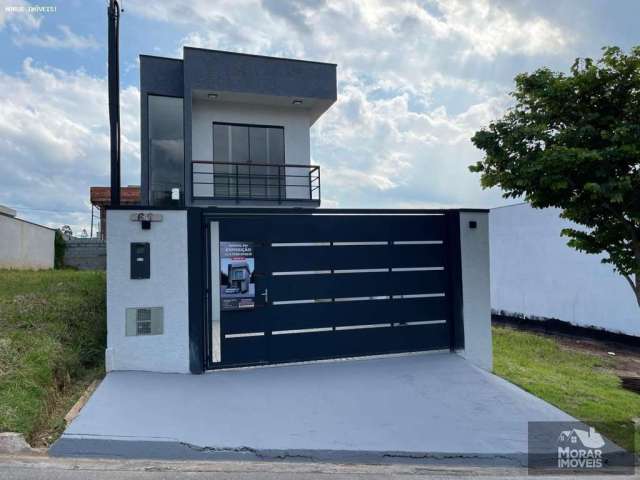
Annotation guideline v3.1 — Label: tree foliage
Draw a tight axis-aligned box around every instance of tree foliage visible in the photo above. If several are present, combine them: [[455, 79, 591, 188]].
[[54, 230, 66, 269], [470, 46, 640, 307]]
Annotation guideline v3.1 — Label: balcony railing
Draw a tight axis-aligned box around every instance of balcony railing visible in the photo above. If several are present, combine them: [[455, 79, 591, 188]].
[[192, 161, 320, 203]]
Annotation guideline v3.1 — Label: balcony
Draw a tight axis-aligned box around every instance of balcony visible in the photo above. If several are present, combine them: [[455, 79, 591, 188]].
[[192, 161, 320, 204]]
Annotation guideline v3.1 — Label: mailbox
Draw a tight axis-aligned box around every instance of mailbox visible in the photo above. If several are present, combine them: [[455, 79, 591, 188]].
[[131, 242, 150, 279]]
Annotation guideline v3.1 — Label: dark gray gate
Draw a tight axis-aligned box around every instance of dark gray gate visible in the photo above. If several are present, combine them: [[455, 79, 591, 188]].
[[203, 211, 463, 369]]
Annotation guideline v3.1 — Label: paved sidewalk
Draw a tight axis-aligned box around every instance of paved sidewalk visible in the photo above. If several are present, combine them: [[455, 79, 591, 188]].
[[51, 353, 573, 464]]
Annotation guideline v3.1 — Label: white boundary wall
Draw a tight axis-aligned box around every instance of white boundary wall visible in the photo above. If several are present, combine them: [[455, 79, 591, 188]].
[[490, 203, 639, 337], [106, 210, 190, 373], [0, 214, 54, 269]]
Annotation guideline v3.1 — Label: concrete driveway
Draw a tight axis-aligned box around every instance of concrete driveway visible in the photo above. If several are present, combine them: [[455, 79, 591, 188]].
[[51, 353, 573, 465]]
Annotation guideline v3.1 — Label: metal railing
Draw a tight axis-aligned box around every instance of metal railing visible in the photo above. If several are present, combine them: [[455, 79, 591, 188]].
[[192, 161, 320, 203]]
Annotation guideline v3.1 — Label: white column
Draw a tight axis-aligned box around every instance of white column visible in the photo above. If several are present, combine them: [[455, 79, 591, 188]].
[[457, 211, 493, 370]]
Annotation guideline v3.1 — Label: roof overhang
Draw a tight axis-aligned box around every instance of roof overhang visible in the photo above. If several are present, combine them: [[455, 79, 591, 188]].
[[184, 47, 337, 125]]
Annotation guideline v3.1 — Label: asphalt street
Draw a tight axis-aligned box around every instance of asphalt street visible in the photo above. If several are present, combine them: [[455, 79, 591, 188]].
[[0, 454, 635, 480]]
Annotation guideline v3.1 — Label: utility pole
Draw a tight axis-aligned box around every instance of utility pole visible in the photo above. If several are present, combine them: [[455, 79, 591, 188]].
[[108, 0, 121, 206]]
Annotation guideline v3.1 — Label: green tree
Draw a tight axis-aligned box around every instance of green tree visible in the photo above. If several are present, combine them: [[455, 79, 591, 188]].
[[470, 46, 640, 308], [54, 230, 66, 269]]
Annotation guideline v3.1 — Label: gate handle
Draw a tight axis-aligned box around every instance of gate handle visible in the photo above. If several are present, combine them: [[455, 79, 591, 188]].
[[260, 288, 269, 305]]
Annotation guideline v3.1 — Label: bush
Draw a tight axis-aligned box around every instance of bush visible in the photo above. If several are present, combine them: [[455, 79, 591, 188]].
[[54, 231, 66, 269]]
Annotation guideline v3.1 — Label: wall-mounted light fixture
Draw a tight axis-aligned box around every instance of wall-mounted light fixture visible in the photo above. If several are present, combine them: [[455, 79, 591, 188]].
[[208, 93, 219, 100], [292, 99, 303, 105], [130, 212, 163, 231]]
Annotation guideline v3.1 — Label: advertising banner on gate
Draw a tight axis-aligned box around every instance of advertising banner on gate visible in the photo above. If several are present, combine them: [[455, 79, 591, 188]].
[[220, 242, 255, 311]]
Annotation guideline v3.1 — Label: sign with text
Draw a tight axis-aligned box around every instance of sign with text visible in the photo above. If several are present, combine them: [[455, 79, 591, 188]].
[[220, 242, 255, 311]]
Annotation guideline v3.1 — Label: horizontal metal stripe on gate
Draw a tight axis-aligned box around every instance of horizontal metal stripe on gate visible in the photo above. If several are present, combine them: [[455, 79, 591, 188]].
[[333, 296, 390, 302], [395, 320, 447, 326], [267, 267, 448, 275], [335, 323, 392, 330], [262, 243, 446, 272], [332, 241, 388, 246], [272, 270, 332, 276], [393, 293, 445, 299], [393, 240, 443, 245], [391, 266, 444, 272], [333, 268, 388, 274], [271, 242, 331, 247], [267, 322, 450, 364], [218, 215, 446, 243], [224, 332, 265, 338], [268, 269, 447, 302], [221, 296, 450, 335], [272, 327, 333, 335]]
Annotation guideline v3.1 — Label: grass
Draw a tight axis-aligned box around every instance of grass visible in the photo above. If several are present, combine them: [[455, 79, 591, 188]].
[[0, 269, 106, 447], [493, 325, 640, 453], [0, 269, 636, 452]]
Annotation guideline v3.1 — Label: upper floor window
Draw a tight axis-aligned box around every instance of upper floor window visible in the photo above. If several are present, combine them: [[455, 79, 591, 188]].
[[148, 95, 184, 206], [212, 123, 284, 165], [210, 123, 284, 198]]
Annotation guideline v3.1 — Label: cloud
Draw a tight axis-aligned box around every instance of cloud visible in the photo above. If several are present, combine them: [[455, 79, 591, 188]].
[[0, 59, 139, 233], [1, 0, 575, 230], [423, 0, 572, 60], [13, 24, 99, 50], [129, 0, 572, 63], [137, 0, 526, 208], [312, 78, 509, 208]]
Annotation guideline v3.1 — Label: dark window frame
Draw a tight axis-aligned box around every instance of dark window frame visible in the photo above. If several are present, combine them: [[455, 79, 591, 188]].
[[147, 93, 185, 207], [210, 121, 286, 165], [206, 122, 286, 200]]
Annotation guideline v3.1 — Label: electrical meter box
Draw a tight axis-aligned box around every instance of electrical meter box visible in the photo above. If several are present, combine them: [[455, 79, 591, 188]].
[[130, 242, 150, 279]]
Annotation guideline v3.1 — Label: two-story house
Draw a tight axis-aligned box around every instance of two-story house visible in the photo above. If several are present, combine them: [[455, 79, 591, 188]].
[[105, 47, 491, 375], [141, 47, 335, 208]]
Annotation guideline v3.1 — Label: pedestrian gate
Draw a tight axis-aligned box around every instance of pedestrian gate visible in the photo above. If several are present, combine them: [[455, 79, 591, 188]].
[[203, 211, 462, 369]]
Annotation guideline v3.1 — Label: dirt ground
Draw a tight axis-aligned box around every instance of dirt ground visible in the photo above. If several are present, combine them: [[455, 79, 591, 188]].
[[520, 329, 640, 384]]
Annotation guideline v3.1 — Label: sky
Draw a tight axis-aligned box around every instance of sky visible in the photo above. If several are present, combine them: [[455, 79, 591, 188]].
[[0, 0, 638, 234]]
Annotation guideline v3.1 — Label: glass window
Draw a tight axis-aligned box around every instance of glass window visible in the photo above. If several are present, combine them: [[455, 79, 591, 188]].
[[267, 127, 284, 166], [249, 127, 268, 164], [213, 123, 230, 162], [266, 127, 285, 198], [148, 95, 184, 206], [231, 126, 250, 164], [209, 123, 284, 199]]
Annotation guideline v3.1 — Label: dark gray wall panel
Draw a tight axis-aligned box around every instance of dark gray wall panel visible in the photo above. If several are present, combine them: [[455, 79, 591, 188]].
[[140, 56, 184, 205], [184, 47, 337, 101]]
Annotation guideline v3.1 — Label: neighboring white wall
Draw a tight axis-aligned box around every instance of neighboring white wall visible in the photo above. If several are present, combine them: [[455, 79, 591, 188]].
[[106, 210, 190, 373], [0, 215, 54, 269], [490, 203, 640, 337], [458, 211, 493, 371], [191, 99, 312, 199]]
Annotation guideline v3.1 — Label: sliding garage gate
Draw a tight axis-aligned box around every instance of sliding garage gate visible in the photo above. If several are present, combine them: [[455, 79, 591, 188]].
[[203, 211, 463, 369]]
